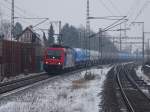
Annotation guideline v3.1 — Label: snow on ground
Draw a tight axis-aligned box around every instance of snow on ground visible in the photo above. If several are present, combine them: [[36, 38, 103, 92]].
[[0, 66, 111, 112], [136, 66, 150, 85]]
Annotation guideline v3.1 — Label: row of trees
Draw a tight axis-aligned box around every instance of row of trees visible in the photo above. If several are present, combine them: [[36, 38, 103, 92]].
[[0, 9, 23, 39], [0, 20, 23, 39], [0, 18, 118, 53], [43, 24, 55, 46], [0, 6, 117, 52], [44, 23, 118, 52], [61, 24, 118, 52]]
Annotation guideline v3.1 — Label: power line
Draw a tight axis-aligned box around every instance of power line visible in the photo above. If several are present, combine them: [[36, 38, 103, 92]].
[[3, 0, 40, 18], [1, 1, 49, 29], [4, 0, 26, 13], [106, 0, 122, 15], [0, 1, 26, 18], [1, 0, 44, 26], [88, 16, 125, 20], [104, 19, 128, 31], [103, 16, 127, 30], [128, 1, 150, 27], [125, 0, 142, 27], [0, 2, 36, 28], [0, 2, 30, 24], [15, 17, 49, 20], [89, 18, 128, 39], [132, 1, 150, 22], [98, 0, 115, 16], [126, 0, 141, 18], [33, 18, 49, 28]]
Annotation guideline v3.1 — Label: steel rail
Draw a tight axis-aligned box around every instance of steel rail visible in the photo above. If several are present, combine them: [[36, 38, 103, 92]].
[[115, 66, 135, 112], [116, 63, 150, 112], [0, 73, 48, 94], [0, 65, 97, 96], [0, 72, 46, 87], [124, 66, 150, 102]]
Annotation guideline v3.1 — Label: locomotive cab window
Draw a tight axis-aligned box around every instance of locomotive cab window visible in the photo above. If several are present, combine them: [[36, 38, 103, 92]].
[[47, 50, 62, 59]]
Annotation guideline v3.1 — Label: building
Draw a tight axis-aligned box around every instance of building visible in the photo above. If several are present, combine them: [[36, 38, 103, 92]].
[[16, 26, 41, 45]]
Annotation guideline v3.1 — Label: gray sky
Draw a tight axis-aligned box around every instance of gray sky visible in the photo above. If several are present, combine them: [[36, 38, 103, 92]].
[[1, 0, 150, 32], [1, 0, 150, 51], [0, 0, 150, 40]]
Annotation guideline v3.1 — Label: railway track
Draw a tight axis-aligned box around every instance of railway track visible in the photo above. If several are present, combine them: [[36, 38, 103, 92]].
[[0, 66, 95, 98], [115, 64, 150, 112], [0, 72, 49, 95]]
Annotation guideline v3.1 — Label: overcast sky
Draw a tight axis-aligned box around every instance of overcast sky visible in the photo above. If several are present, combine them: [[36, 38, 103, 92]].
[[0, 0, 150, 38], [1, 0, 150, 32], [1, 0, 150, 51]]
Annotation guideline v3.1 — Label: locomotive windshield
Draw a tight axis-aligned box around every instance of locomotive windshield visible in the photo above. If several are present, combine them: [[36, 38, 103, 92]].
[[47, 50, 62, 59]]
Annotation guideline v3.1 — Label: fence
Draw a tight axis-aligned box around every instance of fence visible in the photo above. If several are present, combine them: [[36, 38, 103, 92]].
[[0, 40, 35, 79]]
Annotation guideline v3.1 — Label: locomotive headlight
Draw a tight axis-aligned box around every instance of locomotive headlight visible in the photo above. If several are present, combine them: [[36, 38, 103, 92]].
[[46, 61, 49, 64], [58, 62, 61, 65]]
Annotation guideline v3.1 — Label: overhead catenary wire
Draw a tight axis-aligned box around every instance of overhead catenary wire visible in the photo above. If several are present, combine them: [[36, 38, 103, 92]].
[[0, 2, 32, 26], [3, 0, 40, 18], [15, 17, 49, 20], [0, 2, 29, 26], [126, 0, 141, 19], [106, 0, 122, 16], [127, 0, 150, 27], [0, 10, 10, 21], [4, 0, 26, 13], [89, 19, 128, 39], [88, 16, 126, 20], [103, 16, 127, 30], [118, 0, 141, 28], [33, 18, 49, 28], [0, 1, 27, 19], [98, 0, 115, 16], [132, 1, 150, 23], [104, 19, 128, 32], [14, 17, 50, 26], [1, 0, 46, 28]]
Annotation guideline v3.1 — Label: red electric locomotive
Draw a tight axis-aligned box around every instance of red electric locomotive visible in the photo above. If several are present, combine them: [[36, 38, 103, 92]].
[[43, 45, 75, 73]]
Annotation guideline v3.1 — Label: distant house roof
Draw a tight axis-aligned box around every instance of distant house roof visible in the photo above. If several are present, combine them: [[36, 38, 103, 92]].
[[16, 26, 41, 41]]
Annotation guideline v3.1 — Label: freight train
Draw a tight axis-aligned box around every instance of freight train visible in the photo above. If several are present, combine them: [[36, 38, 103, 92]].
[[43, 45, 101, 73], [43, 45, 142, 74]]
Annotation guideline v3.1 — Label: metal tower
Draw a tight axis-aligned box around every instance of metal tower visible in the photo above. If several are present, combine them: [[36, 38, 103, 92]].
[[86, 0, 91, 67], [11, 0, 14, 39], [86, 0, 90, 39]]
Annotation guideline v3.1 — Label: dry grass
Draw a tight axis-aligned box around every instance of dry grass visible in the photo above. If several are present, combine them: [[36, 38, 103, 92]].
[[72, 79, 87, 89], [72, 72, 96, 89]]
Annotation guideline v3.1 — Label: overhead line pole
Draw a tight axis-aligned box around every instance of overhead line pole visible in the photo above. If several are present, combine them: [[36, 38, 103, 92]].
[[143, 23, 145, 63], [58, 21, 62, 45], [11, 0, 14, 39], [132, 22, 145, 63], [86, 0, 90, 68], [144, 32, 150, 61], [120, 24, 122, 51], [10, 0, 14, 76], [14, 17, 49, 20]]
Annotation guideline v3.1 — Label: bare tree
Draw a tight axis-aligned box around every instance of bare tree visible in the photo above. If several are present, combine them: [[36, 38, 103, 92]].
[[0, 20, 11, 39], [0, 7, 11, 39], [0, 6, 3, 30]]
